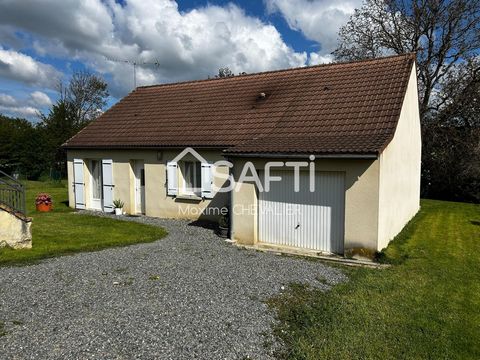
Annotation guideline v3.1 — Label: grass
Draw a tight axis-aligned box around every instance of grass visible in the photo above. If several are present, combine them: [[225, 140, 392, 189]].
[[268, 199, 480, 359], [0, 181, 167, 266]]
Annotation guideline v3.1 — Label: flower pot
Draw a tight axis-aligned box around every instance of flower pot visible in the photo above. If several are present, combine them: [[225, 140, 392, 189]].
[[36, 203, 52, 212], [115, 208, 123, 216], [217, 225, 229, 238]]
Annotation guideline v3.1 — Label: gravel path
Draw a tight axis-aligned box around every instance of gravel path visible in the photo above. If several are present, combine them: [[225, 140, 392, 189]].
[[0, 212, 346, 359]]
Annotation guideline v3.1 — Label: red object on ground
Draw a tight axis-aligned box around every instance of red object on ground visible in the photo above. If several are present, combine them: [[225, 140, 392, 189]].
[[36, 203, 52, 212]]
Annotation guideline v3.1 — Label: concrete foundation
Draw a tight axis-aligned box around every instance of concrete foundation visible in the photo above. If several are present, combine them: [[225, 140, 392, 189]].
[[0, 204, 32, 249]]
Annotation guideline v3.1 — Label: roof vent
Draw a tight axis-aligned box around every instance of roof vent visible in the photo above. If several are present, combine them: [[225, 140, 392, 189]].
[[258, 92, 266, 99]]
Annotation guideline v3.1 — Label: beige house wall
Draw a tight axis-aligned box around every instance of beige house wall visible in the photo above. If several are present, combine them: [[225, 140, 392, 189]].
[[230, 157, 380, 251], [67, 149, 229, 221], [377, 65, 422, 250]]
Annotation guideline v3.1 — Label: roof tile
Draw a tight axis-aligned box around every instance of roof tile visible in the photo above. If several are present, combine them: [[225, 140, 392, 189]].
[[64, 53, 415, 155]]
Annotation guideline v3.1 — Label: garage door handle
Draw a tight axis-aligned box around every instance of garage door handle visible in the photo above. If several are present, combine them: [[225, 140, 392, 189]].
[[295, 224, 300, 229]]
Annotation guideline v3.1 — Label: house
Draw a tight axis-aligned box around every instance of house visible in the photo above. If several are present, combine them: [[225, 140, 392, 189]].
[[63, 53, 421, 255]]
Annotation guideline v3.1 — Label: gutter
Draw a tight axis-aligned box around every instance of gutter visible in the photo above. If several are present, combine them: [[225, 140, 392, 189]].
[[62, 145, 230, 150], [63, 145, 378, 159], [222, 152, 378, 159]]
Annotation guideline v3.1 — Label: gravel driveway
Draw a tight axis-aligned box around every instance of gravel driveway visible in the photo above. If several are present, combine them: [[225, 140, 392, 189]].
[[0, 213, 346, 359]]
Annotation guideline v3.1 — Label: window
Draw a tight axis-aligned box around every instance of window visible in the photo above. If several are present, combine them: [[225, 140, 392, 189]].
[[91, 160, 102, 199], [167, 160, 213, 198], [140, 169, 145, 187], [181, 161, 202, 195]]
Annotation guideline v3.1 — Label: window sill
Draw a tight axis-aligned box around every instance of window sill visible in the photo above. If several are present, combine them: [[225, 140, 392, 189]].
[[176, 194, 203, 202]]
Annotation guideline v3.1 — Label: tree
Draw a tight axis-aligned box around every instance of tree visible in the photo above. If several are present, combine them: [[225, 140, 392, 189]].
[[60, 70, 108, 127], [216, 67, 234, 78], [0, 115, 47, 179], [421, 124, 480, 202], [39, 100, 77, 171], [39, 70, 109, 176], [434, 57, 480, 127], [333, 0, 480, 117]]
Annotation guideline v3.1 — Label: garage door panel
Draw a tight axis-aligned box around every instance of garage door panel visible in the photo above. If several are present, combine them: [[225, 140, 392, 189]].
[[259, 171, 345, 254]]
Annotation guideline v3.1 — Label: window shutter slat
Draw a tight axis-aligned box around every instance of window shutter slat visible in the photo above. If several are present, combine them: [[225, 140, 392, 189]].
[[167, 162, 178, 196], [102, 159, 114, 212], [201, 163, 214, 199], [73, 159, 85, 209]]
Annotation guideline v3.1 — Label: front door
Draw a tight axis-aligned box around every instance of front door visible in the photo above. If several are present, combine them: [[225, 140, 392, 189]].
[[135, 161, 145, 214], [90, 160, 103, 210]]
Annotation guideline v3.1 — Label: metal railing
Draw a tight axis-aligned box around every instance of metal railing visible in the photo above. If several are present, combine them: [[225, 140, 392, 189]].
[[0, 170, 26, 216]]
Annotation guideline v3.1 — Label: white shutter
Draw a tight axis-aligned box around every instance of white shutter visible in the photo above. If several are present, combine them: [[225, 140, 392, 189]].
[[167, 161, 178, 196], [102, 159, 114, 212], [73, 159, 85, 209], [201, 163, 214, 199]]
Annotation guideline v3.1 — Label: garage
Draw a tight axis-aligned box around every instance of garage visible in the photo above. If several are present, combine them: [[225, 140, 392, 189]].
[[258, 171, 345, 254]]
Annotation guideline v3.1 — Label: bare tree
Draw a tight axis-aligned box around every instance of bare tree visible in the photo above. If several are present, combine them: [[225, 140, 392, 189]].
[[434, 58, 480, 127], [333, 0, 480, 117], [59, 70, 109, 126]]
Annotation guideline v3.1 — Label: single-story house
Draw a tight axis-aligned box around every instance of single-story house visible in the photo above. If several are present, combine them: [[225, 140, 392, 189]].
[[63, 53, 421, 255]]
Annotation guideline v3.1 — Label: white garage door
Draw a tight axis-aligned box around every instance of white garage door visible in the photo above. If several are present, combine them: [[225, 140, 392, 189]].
[[258, 171, 345, 254]]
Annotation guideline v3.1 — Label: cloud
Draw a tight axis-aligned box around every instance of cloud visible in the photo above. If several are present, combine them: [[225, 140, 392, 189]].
[[308, 53, 334, 65], [29, 91, 52, 107], [0, 105, 39, 118], [265, 0, 361, 54], [0, 0, 308, 97], [0, 91, 51, 119], [0, 93, 17, 107], [0, 47, 61, 88]]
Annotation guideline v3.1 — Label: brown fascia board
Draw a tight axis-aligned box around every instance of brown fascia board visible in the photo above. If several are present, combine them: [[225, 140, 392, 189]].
[[62, 144, 232, 150], [222, 152, 378, 159]]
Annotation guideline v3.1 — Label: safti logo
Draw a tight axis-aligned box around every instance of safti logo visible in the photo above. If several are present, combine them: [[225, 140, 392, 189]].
[[171, 147, 208, 164], [173, 148, 317, 193]]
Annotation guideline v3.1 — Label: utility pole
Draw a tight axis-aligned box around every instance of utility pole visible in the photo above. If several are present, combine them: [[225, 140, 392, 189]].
[[105, 57, 160, 89]]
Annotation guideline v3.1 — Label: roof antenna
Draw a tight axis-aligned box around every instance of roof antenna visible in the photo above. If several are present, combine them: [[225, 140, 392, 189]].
[[105, 57, 161, 90]]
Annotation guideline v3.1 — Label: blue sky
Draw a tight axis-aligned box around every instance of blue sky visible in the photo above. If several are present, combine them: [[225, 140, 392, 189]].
[[0, 0, 362, 121]]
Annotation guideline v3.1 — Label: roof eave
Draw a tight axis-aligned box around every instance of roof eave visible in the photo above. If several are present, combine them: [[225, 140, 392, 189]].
[[62, 144, 232, 150], [222, 152, 378, 159]]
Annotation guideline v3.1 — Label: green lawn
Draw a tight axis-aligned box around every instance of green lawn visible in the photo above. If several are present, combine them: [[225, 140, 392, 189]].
[[0, 181, 167, 266], [269, 199, 480, 359]]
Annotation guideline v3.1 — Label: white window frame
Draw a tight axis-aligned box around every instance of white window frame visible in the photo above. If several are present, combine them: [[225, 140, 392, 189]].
[[180, 160, 202, 196], [90, 159, 103, 210]]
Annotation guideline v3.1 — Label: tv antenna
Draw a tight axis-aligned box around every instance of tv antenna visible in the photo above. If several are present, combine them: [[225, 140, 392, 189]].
[[105, 57, 161, 89]]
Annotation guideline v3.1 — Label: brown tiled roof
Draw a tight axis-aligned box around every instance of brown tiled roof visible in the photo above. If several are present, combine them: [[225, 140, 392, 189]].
[[63, 53, 415, 155]]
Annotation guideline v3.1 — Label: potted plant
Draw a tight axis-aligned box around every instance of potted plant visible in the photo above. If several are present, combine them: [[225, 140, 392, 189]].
[[113, 199, 125, 215], [35, 193, 53, 212], [217, 210, 229, 238]]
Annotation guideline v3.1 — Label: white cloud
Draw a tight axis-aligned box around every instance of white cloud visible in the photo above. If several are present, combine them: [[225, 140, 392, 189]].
[[308, 53, 334, 65], [0, 47, 61, 88], [0, 0, 308, 96], [0, 93, 17, 106], [0, 91, 50, 119], [265, 0, 362, 54], [29, 91, 52, 107], [0, 104, 39, 118]]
